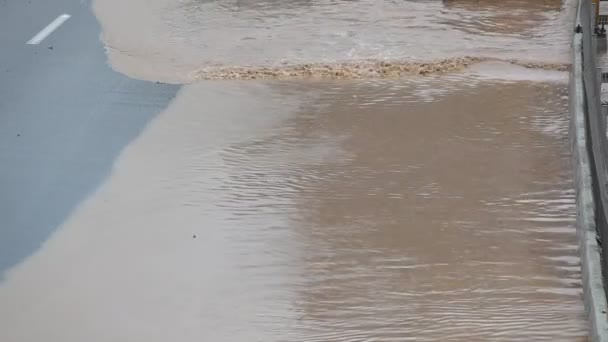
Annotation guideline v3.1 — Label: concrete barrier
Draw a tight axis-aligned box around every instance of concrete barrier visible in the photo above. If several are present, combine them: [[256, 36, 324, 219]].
[[571, 0, 608, 340]]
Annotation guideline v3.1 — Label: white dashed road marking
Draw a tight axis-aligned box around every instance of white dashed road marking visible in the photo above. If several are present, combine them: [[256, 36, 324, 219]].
[[27, 14, 71, 45]]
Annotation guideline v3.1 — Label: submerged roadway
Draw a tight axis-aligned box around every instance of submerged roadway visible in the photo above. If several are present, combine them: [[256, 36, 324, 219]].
[[0, 0, 179, 277]]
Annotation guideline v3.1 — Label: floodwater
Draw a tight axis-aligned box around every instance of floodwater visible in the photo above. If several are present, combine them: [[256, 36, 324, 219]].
[[0, 0, 588, 341], [93, 0, 574, 83]]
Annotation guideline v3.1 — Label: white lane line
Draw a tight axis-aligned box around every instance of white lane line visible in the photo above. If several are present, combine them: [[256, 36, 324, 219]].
[[26, 14, 71, 45]]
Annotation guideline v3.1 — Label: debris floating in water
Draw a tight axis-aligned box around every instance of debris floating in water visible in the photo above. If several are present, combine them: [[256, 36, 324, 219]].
[[192, 57, 569, 81]]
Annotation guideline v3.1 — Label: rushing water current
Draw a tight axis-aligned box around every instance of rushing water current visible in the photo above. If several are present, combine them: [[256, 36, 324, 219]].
[[0, 0, 587, 341]]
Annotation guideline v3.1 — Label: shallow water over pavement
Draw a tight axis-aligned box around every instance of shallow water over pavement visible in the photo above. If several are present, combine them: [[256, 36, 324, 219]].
[[94, 0, 575, 82], [0, 70, 586, 341], [0, 0, 588, 340]]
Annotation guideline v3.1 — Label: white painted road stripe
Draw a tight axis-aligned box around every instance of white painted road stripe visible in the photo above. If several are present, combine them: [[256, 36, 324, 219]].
[[26, 14, 71, 45]]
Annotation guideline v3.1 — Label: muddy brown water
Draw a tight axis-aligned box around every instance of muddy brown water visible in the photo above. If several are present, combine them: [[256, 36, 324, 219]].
[[93, 0, 574, 83], [0, 0, 588, 341]]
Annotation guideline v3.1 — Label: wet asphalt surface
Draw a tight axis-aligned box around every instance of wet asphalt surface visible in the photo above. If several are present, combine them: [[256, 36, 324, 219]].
[[0, 0, 179, 277]]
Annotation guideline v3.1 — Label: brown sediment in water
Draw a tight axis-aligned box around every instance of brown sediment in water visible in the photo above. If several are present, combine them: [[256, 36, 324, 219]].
[[0, 79, 586, 341], [193, 57, 570, 81], [508, 60, 571, 72]]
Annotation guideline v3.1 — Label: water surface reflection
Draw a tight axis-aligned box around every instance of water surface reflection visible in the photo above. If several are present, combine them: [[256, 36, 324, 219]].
[[0, 75, 585, 341]]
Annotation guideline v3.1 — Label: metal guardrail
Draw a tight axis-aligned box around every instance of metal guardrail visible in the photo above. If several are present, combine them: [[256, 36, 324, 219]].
[[572, 1, 608, 339], [581, 0, 608, 297], [595, 0, 608, 35]]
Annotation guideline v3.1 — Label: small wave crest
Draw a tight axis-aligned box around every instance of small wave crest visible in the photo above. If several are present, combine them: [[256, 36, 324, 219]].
[[192, 57, 569, 80]]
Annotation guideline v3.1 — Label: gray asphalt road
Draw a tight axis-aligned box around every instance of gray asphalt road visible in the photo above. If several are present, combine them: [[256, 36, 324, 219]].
[[0, 0, 179, 278]]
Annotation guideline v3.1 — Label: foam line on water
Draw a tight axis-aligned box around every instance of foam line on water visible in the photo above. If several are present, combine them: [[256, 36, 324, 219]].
[[192, 57, 569, 81]]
